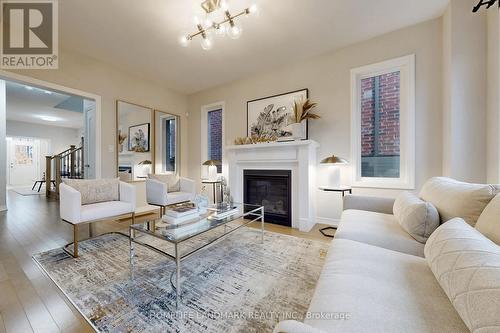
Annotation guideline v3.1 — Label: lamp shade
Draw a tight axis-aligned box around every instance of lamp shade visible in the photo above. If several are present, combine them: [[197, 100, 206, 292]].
[[203, 159, 221, 166], [320, 155, 348, 165]]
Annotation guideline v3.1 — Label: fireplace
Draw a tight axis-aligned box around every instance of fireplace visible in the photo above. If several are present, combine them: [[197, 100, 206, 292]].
[[243, 169, 292, 227]]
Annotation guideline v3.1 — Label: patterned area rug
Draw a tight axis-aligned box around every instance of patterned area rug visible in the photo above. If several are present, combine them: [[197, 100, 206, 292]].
[[33, 228, 327, 333]]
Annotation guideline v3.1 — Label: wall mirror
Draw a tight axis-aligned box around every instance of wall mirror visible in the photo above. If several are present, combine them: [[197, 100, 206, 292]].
[[154, 110, 180, 175], [117, 100, 154, 181]]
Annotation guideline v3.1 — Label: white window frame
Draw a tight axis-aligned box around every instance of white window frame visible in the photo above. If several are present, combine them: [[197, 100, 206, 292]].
[[350, 55, 415, 189], [201, 101, 225, 179]]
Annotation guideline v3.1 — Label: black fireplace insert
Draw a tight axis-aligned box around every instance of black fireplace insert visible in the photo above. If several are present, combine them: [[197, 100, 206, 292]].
[[243, 169, 291, 227]]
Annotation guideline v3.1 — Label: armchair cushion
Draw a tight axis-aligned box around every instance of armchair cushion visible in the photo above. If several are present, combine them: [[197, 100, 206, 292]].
[[64, 178, 119, 205], [80, 201, 134, 223], [149, 174, 180, 192]]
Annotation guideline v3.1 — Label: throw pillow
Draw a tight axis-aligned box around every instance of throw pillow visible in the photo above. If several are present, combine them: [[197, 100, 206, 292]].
[[475, 193, 500, 245], [64, 178, 120, 205], [149, 174, 180, 192], [419, 177, 500, 226], [393, 191, 439, 243], [425, 218, 500, 333]]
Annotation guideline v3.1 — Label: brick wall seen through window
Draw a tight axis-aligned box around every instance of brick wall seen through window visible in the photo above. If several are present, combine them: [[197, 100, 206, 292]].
[[360, 71, 400, 178], [207, 109, 222, 173]]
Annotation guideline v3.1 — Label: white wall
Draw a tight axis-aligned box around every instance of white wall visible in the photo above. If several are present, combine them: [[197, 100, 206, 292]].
[[0, 81, 6, 211], [487, 8, 500, 183], [5, 48, 189, 178], [6, 120, 80, 155], [187, 19, 444, 224], [442, 0, 488, 183]]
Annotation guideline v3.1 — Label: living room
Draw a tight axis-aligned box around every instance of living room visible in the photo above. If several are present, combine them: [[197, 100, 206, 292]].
[[0, 0, 499, 332]]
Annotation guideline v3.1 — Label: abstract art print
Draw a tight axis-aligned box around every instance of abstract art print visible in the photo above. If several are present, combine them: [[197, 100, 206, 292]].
[[247, 89, 308, 140], [128, 123, 150, 152]]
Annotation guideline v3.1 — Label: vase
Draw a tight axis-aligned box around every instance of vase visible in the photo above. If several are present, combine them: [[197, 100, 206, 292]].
[[291, 122, 303, 140]]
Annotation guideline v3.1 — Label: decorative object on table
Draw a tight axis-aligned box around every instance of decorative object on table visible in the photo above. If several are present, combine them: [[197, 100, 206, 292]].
[[163, 205, 200, 225], [178, 0, 258, 50], [220, 177, 233, 204], [320, 155, 349, 188], [193, 192, 209, 214], [208, 203, 239, 220], [247, 89, 309, 141], [128, 123, 150, 152], [118, 130, 127, 153], [317, 186, 352, 237], [288, 98, 320, 140], [202, 159, 221, 181]]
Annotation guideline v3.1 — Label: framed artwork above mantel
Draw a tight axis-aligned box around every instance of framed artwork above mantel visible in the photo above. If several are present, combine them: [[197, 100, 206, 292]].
[[246, 89, 309, 141]]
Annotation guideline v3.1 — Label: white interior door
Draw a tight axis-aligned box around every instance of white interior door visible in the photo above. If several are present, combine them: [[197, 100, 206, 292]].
[[84, 100, 96, 179], [7, 137, 40, 186]]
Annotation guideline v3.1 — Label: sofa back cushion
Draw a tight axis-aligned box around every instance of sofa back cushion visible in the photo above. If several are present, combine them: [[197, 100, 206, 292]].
[[149, 174, 180, 192], [475, 194, 500, 245], [393, 191, 439, 243], [425, 218, 500, 333], [64, 178, 119, 205], [419, 177, 499, 226]]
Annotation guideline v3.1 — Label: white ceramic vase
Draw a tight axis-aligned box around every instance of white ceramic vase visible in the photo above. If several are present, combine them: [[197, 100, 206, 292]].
[[291, 122, 304, 140]]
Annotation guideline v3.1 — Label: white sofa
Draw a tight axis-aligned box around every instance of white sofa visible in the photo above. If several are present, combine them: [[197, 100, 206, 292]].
[[146, 177, 195, 214], [60, 179, 136, 258], [274, 177, 500, 333]]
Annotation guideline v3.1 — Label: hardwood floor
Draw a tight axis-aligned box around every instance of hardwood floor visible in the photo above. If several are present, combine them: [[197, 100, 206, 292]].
[[0, 191, 333, 333]]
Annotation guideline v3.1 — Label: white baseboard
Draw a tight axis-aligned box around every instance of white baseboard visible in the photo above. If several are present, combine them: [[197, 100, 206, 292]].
[[316, 217, 339, 227]]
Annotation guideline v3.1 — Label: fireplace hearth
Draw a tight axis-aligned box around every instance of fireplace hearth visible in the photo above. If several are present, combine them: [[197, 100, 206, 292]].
[[243, 170, 291, 227]]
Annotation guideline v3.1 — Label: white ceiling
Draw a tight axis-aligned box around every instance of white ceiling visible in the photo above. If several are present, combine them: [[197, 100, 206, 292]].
[[6, 82, 85, 129], [60, 0, 449, 94]]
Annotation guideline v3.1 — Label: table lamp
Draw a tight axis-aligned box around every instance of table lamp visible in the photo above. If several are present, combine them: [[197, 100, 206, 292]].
[[320, 155, 348, 188], [138, 160, 152, 177], [203, 159, 221, 181]]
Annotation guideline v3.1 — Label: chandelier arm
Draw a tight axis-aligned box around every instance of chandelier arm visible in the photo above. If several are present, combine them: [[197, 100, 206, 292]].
[[186, 8, 249, 40]]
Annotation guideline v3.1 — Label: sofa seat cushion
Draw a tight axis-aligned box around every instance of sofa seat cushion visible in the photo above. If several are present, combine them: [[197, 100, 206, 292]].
[[80, 201, 133, 223], [336, 210, 425, 257], [419, 177, 499, 226], [305, 239, 468, 333], [425, 218, 500, 333], [165, 191, 193, 206]]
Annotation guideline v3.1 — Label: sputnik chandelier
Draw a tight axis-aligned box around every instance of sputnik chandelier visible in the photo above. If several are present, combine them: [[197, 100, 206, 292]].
[[179, 0, 258, 50]]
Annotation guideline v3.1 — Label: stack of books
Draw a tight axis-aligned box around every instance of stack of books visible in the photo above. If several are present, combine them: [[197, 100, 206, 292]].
[[208, 204, 239, 220], [162, 205, 199, 225]]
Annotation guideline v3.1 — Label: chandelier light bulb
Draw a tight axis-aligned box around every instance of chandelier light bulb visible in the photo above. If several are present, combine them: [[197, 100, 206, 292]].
[[227, 23, 242, 39], [179, 35, 191, 47], [220, 0, 229, 11], [215, 24, 226, 35], [200, 37, 213, 50], [248, 4, 258, 14]]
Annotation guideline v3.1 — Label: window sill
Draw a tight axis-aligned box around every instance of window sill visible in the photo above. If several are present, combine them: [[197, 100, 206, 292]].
[[351, 179, 415, 190]]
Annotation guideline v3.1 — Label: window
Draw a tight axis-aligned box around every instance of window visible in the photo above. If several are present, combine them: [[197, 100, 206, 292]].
[[201, 103, 224, 178], [207, 109, 222, 173], [162, 117, 176, 172], [351, 55, 415, 189]]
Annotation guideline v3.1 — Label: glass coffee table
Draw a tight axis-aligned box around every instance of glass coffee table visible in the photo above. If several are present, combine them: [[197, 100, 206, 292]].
[[129, 203, 264, 308]]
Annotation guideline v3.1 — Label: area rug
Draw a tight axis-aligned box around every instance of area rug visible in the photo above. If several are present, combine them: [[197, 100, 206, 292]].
[[33, 228, 328, 333]]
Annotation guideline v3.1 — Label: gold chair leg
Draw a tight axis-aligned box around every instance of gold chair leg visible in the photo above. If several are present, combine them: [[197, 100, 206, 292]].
[[131, 212, 136, 225], [73, 224, 79, 258]]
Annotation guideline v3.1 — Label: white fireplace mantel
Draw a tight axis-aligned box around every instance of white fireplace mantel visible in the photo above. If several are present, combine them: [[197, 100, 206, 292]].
[[225, 140, 319, 232]]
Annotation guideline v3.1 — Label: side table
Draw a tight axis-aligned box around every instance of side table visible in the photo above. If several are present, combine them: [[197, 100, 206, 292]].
[[318, 186, 352, 238], [202, 179, 224, 204]]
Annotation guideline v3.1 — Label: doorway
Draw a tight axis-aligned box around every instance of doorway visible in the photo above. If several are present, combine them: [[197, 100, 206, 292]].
[[6, 137, 50, 187]]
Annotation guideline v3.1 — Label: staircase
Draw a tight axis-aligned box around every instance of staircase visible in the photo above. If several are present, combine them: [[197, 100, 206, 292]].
[[45, 139, 85, 199]]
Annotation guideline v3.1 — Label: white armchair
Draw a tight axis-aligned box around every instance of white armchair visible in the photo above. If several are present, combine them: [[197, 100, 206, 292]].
[[146, 177, 195, 214], [60, 181, 136, 258]]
